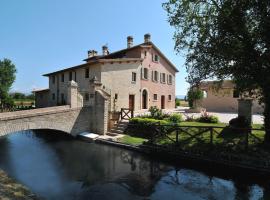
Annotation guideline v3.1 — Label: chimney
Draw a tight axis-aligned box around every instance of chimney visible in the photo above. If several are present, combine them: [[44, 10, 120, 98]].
[[144, 33, 151, 43], [102, 45, 109, 55], [127, 36, 133, 48], [87, 50, 98, 58]]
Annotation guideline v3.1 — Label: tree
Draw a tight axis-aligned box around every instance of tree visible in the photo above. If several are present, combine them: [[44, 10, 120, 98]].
[[163, 0, 270, 142], [0, 59, 16, 108], [187, 88, 203, 108]]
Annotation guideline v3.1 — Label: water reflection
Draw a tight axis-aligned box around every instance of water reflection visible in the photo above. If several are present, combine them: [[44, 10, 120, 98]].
[[0, 130, 268, 200]]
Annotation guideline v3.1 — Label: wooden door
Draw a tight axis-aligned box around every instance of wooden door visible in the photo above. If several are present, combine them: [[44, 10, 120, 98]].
[[129, 95, 135, 110], [161, 95, 165, 109]]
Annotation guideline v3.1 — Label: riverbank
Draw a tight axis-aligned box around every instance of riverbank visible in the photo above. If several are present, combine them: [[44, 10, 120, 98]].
[[0, 169, 39, 200]]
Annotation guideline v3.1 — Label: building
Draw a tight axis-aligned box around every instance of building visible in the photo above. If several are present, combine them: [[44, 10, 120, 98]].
[[199, 80, 264, 114], [35, 34, 178, 111]]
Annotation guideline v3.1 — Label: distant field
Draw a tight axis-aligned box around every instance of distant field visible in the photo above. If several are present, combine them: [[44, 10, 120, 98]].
[[14, 99, 34, 106], [180, 100, 189, 107]]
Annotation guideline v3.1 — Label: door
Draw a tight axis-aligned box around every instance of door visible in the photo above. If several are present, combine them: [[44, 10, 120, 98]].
[[142, 90, 148, 109], [161, 95, 165, 109], [129, 95, 135, 110]]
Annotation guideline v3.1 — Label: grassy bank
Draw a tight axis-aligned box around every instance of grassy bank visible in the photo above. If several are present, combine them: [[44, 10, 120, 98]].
[[0, 169, 38, 200]]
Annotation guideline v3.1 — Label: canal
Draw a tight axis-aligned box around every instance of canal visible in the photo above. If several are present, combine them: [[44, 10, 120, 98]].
[[0, 130, 268, 200]]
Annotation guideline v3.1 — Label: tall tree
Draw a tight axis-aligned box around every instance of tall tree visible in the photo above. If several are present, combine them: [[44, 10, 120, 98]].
[[163, 0, 270, 142], [0, 59, 16, 108]]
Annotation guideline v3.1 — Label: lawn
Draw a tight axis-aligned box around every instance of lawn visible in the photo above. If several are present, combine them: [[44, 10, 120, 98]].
[[120, 121, 266, 156], [118, 135, 147, 145]]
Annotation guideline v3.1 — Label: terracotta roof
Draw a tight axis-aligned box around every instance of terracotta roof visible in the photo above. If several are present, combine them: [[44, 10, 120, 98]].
[[43, 41, 178, 76], [32, 88, 50, 93], [43, 63, 92, 76], [84, 41, 179, 72]]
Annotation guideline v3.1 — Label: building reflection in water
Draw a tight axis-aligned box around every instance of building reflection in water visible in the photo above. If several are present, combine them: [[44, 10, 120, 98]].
[[0, 129, 267, 200]]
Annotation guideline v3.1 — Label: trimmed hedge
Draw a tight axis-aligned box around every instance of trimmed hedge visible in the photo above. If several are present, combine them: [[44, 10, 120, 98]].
[[126, 118, 170, 138]]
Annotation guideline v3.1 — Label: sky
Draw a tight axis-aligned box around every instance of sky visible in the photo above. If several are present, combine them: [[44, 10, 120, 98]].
[[0, 0, 189, 95]]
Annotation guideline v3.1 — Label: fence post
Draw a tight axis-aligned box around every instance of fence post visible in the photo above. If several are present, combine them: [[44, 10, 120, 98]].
[[210, 127, 213, 147], [176, 129, 179, 146], [245, 128, 249, 150]]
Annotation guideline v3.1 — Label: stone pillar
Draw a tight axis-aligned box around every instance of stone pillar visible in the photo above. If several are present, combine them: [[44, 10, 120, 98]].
[[67, 81, 78, 108], [238, 99, 253, 125]]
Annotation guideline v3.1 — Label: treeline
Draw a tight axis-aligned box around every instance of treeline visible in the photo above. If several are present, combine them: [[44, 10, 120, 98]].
[[9, 92, 35, 101]]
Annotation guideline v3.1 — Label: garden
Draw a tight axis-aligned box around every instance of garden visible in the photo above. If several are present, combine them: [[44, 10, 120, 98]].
[[118, 106, 268, 166]]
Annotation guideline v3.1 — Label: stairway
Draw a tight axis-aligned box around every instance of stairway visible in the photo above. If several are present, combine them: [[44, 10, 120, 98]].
[[107, 120, 129, 136]]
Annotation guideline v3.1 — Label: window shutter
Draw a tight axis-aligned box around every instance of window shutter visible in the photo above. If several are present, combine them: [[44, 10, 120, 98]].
[[151, 71, 154, 81], [141, 68, 143, 79], [167, 74, 169, 84]]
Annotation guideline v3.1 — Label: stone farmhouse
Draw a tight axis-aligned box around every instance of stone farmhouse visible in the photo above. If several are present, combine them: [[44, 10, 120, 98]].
[[199, 80, 264, 114], [35, 34, 178, 112]]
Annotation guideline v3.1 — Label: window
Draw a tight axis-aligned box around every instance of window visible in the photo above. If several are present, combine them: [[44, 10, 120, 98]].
[[85, 93, 89, 101], [52, 93, 55, 100], [69, 71, 72, 81], [233, 89, 240, 98], [115, 93, 118, 100], [61, 73, 64, 82], [132, 72, 136, 82], [153, 54, 160, 62], [153, 71, 158, 82], [160, 73, 166, 83], [143, 68, 148, 79], [153, 94, 158, 101], [52, 76, 55, 84], [168, 75, 172, 84], [168, 95, 172, 101], [144, 51, 147, 57], [85, 68, 89, 78]]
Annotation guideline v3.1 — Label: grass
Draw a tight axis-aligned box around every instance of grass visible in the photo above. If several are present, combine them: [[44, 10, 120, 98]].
[[121, 121, 267, 157], [0, 169, 38, 199], [118, 135, 147, 145], [180, 100, 189, 107]]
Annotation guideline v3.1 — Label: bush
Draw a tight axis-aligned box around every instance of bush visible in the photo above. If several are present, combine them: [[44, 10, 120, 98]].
[[126, 117, 170, 138], [168, 113, 183, 123], [175, 98, 181, 107], [196, 110, 219, 123], [187, 88, 203, 108], [229, 116, 249, 128], [148, 106, 165, 120]]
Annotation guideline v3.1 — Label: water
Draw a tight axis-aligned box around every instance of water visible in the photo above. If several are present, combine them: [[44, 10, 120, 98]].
[[0, 130, 268, 200]]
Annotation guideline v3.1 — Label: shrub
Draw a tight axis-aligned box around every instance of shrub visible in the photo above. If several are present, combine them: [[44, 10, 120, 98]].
[[187, 88, 203, 108], [126, 117, 170, 138], [229, 116, 249, 128], [196, 110, 219, 123], [168, 113, 183, 123], [175, 98, 181, 107], [148, 106, 164, 120]]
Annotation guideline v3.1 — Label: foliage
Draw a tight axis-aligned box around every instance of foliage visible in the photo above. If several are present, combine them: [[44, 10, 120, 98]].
[[163, 0, 270, 141], [175, 98, 181, 107], [126, 117, 170, 138], [229, 116, 250, 128], [148, 106, 170, 120], [168, 113, 183, 123], [0, 59, 16, 108], [196, 110, 219, 123], [187, 88, 203, 108]]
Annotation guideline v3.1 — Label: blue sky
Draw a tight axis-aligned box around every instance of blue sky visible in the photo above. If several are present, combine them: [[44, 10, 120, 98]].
[[0, 0, 189, 95]]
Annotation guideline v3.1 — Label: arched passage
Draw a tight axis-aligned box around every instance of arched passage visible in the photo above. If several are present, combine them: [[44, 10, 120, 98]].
[[142, 89, 148, 109]]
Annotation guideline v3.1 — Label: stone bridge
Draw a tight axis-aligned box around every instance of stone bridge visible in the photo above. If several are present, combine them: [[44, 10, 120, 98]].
[[0, 101, 108, 137], [0, 79, 110, 137]]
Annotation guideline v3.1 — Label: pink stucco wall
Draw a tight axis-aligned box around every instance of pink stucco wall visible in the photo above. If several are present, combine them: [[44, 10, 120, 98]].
[[140, 47, 176, 109]]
